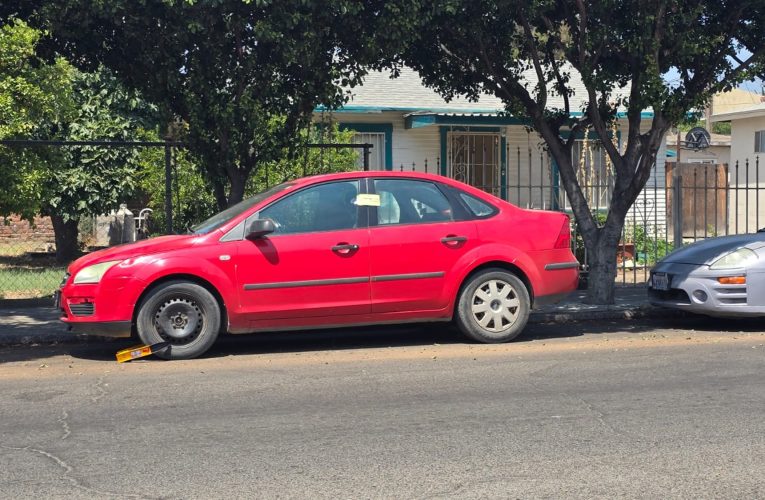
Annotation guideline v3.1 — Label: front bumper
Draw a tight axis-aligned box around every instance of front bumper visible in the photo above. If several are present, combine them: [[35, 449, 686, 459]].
[[57, 275, 144, 337], [648, 263, 765, 318]]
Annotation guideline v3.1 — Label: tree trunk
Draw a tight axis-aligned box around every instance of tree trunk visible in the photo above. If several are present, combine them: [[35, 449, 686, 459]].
[[51, 215, 80, 264], [212, 179, 228, 211], [585, 237, 619, 304], [583, 218, 625, 305], [227, 170, 247, 208]]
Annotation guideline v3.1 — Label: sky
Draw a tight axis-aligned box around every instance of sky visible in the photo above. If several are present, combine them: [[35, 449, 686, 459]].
[[663, 47, 763, 95]]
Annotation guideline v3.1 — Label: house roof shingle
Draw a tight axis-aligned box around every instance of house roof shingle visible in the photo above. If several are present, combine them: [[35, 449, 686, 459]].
[[340, 67, 629, 115]]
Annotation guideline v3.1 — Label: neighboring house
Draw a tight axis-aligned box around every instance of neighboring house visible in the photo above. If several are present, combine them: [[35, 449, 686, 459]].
[[711, 90, 765, 233], [666, 132, 731, 165], [316, 67, 667, 233]]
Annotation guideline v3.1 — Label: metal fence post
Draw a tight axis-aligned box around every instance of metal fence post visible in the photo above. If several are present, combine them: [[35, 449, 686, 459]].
[[362, 144, 370, 171], [672, 172, 683, 248], [164, 139, 173, 234]]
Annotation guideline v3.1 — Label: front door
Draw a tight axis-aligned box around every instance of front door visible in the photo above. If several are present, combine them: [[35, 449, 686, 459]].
[[235, 180, 370, 322], [368, 178, 479, 314], [448, 131, 501, 197]]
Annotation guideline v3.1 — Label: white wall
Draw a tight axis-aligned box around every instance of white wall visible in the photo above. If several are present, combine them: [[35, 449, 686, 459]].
[[671, 145, 730, 166], [627, 125, 667, 238], [331, 111, 441, 171], [728, 116, 765, 232]]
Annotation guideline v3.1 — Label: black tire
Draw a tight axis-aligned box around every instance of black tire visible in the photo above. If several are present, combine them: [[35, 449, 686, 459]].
[[455, 269, 530, 343], [136, 280, 221, 360]]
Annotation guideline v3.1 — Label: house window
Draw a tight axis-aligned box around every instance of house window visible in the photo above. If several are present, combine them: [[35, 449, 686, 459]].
[[755, 130, 765, 153], [447, 132, 501, 197], [569, 140, 614, 210], [352, 132, 386, 170]]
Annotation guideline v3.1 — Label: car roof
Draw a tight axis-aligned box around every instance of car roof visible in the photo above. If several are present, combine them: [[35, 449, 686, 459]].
[[293, 170, 486, 193], [294, 170, 443, 184], [288, 170, 514, 210]]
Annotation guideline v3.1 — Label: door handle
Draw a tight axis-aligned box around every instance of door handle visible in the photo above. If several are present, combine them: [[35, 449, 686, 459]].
[[441, 235, 467, 244], [332, 243, 359, 254]]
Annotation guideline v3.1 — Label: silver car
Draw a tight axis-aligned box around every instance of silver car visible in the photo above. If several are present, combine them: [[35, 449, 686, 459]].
[[648, 232, 765, 317]]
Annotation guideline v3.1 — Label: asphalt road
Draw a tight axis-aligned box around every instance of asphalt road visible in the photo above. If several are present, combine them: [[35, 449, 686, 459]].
[[1, 317, 764, 499]]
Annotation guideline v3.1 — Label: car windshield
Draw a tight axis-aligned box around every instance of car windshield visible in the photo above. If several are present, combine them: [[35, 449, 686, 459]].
[[191, 183, 292, 234]]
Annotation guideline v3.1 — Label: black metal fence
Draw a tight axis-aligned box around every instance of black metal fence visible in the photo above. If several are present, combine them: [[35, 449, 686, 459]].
[[503, 155, 765, 287], [396, 154, 764, 287], [1, 135, 762, 299]]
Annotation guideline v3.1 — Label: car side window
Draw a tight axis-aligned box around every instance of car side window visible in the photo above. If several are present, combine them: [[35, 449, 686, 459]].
[[374, 179, 454, 226], [459, 192, 495, 217], [258, 181, 359, 234]]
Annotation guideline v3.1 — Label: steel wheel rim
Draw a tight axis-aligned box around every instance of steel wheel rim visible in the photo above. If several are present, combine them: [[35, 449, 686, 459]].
[[470, 279, 520, 333], [154, 296, 204, 345]]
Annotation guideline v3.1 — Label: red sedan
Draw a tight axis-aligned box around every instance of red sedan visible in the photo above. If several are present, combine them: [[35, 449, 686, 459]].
[[57, 171, 578, 359]]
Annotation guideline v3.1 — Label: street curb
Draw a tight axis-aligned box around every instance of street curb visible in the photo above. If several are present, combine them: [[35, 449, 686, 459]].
[[529, 304, 680, 324], [0, 303, 681, 349]]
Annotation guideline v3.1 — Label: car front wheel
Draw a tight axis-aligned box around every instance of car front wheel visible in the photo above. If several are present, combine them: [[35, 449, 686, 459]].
[[456, 269, 530, 343], [136, 280, 221, 360]]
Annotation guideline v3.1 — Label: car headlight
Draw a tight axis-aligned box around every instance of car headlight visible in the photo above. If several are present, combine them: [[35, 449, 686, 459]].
[[710, 248, 758, 269], [73, 260, 122, 284]]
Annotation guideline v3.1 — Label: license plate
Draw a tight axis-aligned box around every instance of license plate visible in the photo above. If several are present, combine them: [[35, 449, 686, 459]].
[[652, 273, 669, 291]]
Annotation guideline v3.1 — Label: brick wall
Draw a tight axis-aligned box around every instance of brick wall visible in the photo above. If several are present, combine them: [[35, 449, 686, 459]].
[[0, 215, 55, 241]]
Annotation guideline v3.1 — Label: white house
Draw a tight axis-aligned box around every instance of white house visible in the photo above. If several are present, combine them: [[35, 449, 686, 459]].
[[317, 67, 667, 236], [711, 90, 765, 233]]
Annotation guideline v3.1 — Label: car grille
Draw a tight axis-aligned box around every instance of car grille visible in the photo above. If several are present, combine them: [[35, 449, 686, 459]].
[[648, 288, 691, 304], [70, 303, 95, 316]]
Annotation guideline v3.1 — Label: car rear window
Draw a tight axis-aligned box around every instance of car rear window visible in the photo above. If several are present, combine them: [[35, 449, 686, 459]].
[[459, 193, 496, 217]]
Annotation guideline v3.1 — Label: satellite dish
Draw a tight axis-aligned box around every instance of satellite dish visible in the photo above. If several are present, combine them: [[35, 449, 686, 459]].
[[685, 127, 711, 151]]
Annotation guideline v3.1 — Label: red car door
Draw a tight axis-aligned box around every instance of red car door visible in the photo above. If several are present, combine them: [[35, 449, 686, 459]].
[[368, 178, 479, 314], [235, 180, 370, 322]]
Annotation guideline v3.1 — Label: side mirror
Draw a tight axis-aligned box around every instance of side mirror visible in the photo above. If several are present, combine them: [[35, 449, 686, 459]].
[[245, 218, 276, 240]]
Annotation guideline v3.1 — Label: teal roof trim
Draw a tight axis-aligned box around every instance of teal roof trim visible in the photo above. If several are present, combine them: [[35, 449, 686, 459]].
[[318, 104, 504, 114], [316, 106, 655, 120], [406, 114, 529, 129]]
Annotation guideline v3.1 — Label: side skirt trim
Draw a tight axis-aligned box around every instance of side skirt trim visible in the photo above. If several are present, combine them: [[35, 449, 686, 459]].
[[372, 272, 445, 282], [244, 277, 368, 290]]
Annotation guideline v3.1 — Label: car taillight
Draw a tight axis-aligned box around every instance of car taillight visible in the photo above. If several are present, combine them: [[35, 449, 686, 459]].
[[554, 217, 571, 249]]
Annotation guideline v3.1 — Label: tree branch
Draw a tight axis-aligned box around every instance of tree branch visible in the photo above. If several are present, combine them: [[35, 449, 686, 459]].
[[519, 12, 547, 110]]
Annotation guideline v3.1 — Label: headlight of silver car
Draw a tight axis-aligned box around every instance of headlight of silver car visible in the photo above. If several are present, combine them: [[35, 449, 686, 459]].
[[73, 260, 122, 284], [710, 248, 758, 270]]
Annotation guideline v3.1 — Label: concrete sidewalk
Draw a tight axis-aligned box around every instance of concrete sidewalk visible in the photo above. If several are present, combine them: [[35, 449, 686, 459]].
[[0, 287, 662, 347]]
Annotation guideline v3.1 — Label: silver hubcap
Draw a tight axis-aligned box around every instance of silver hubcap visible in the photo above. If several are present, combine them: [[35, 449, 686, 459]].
[[155, 297, 203, 344], [470, 279, 520, 332]]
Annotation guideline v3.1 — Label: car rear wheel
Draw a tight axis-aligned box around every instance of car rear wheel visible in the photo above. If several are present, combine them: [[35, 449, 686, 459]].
[[136, 280, 221, 360], [456, 269, 530, 343]]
